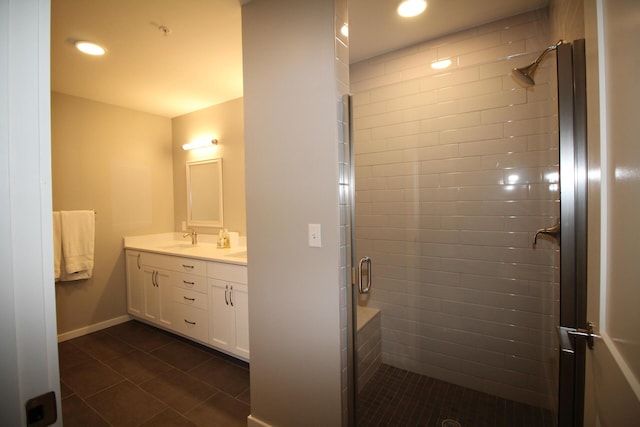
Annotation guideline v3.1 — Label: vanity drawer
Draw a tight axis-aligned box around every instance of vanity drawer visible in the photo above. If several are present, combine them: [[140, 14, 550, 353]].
[[207, 261, 247, 284], [172, 272, 208, 293], [172, 287, 208, 310], [144, 252, 206, 276], [172, 304, 208, 343], [165, 256, 206, 276]]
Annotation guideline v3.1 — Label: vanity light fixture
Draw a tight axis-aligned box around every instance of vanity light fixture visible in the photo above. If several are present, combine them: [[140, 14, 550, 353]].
[[431, 58, 452, 70], [397, 0, 427, 18], [75, 41, 106, 56], [182, 138, 218, 151]]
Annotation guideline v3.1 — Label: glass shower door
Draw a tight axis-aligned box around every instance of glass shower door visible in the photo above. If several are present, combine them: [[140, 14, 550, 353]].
[[351, 27, 592, 426], [347, 13, 586, 427]]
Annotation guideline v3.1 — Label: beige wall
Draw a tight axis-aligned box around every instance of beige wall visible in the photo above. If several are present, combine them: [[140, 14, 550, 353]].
[[52, 92, 174, 334], [171, 97, 246, 236], [243, 0, 345, 425]]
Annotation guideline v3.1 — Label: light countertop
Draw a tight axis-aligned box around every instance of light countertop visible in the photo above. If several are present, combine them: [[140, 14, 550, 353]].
[[124, 232, 247, 266]]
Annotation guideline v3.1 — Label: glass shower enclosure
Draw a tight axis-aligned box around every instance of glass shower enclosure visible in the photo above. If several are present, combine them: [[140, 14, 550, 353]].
[[347, 10, 587, 427]]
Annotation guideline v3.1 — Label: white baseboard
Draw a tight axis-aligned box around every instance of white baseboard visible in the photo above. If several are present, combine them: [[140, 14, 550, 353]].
[[57, 314, 132, 342], [247, 414, 272, 427]]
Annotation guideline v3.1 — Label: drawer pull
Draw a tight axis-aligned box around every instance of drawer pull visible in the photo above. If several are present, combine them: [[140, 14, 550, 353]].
[[230, 285, 234, 307], [183, 280, 195, 286], [183, 296, 196, 302], [182, 264, 194, 269], [184, 319, 196, 325], [224, 285, 229, 305]]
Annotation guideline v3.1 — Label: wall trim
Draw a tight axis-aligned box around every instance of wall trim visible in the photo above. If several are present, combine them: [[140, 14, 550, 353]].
[[247, 414, 272, 427], [57, 315, 132, 342]]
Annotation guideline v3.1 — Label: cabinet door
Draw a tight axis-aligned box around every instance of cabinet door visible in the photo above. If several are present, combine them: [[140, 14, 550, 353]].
[[125, 250, 144, 316], [231, 284, 250, 359], [143, 267, 172, 327], [209, 279, 235, 350], [154, 268, 172, 327]]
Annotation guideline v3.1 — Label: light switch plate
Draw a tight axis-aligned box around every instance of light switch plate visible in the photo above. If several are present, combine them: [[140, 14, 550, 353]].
[[308, 224, 322, 247]]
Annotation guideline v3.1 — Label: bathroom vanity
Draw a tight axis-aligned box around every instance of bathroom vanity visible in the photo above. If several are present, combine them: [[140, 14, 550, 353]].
[[124, 233, 249, 361]]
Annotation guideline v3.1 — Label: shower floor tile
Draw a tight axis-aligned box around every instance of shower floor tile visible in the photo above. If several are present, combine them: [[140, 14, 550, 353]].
[[358, 364, 554, 427]]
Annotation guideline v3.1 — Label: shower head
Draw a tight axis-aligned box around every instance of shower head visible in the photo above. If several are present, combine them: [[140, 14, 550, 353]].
[[512, 40, 563, 87]]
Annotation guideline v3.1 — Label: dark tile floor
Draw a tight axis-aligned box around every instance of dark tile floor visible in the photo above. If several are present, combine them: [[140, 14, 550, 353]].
[[59, 320, 250, 427], [62, 321, 554, 426], [358, 364, 554, 427]]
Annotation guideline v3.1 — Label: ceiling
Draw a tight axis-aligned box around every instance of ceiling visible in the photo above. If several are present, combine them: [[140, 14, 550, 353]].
[[51, 0, 548, 118], [349, 0, 548, 63]]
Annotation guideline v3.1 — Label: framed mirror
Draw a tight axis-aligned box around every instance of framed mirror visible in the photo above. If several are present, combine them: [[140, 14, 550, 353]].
[[186, 158, 223, 227]]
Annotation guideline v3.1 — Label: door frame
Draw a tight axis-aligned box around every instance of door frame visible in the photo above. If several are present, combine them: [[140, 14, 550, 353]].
[[344, 93, 357, 427], [0, 0, 61, 424], [583, 0, 640, 423]]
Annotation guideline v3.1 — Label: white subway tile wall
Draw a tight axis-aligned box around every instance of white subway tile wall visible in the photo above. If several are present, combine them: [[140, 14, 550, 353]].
[[351, 10, 559, 409]]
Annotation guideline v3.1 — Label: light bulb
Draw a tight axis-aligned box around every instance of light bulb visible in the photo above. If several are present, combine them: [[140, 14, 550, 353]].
[[397, 0, 427, 18], [75, 41, 105, 56]]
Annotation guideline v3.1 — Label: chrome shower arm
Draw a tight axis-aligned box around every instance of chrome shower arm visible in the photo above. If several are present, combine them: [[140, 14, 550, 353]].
[[532, 40, 564, 66]]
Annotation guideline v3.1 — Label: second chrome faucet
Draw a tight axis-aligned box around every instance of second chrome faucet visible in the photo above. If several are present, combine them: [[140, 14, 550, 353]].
[[183, 229, 198, 245]]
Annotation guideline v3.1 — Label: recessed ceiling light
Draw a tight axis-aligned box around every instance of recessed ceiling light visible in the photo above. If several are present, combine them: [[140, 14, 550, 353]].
[[431, 58, 452, 69], [397, 0, 427, 18], [75, 41, 105, 56]]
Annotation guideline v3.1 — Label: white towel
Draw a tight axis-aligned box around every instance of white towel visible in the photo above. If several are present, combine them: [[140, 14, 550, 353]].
[[59, 210, 95, 281], [53, 212, 62, 280]]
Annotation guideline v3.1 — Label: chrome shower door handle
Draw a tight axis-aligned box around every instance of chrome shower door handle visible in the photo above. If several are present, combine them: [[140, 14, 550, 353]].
[[358, 256, 372, 294], [557, 322, 601, 353], [533, 220, 560, 247]]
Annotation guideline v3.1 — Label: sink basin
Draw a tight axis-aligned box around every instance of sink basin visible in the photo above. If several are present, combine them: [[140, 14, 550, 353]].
[[153, 242, 247, 262], [160, 243, 199, 250]]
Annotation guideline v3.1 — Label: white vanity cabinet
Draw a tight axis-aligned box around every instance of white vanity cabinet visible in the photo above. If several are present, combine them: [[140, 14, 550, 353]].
[[125, 250, 173, 327], [142, 266, 172, 326], [125, 249, 208, 333], [124, 244, 249, 361], [208, 261, 249, 360], [170, 270, 209, 343], [209, 280, 249, 359]]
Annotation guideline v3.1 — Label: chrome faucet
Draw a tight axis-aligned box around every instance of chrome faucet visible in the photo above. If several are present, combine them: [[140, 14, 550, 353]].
[[183, 229, 198, 245]]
